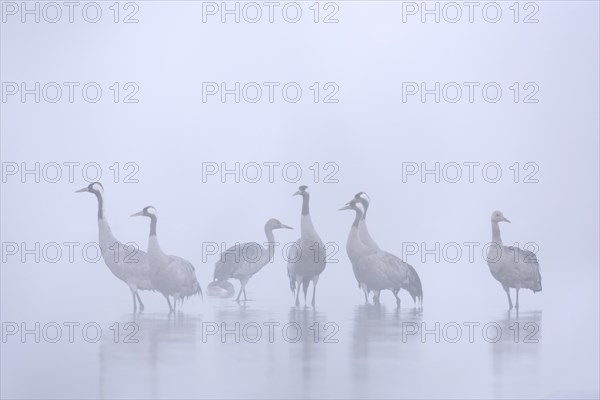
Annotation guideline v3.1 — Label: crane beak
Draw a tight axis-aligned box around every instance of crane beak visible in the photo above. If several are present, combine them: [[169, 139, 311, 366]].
[[280, 224, 293, 230], [338, 204, 352, 211], [503, 217, 511, 223], [292, 190, 301, 196], [130, 211, 144, 217], [75, 187, 88, 193]]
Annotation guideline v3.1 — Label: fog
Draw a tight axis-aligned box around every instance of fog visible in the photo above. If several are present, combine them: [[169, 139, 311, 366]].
[[1, 1, 599, 399]]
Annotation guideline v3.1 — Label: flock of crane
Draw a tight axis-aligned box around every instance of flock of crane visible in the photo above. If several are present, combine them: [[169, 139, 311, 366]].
[[76, 182, 542, 312]]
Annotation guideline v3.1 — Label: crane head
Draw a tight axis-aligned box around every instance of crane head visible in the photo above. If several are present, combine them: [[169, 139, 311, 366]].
[[292, 185, 309, 197], [265, 218, 293, 230], [130, 206, 157, 218], [354, 192, 370, 210], [339, 199, 365, 215], [491, 210, 510, 223], [75, 181, 104, 195]]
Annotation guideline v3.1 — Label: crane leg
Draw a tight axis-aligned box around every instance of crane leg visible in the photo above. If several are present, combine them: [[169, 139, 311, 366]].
[[374, 290, 381, 305], [135, 292, 144, 312], [393, 289, 401, 308], [173, 297, 177, 313], [302, 281, 309, 306], [242, 279, 249, 301], [131, 292, 137, 313], [311, 276, 320, 307], [165, 295, 174, 313], [237, 279, 248, 302], [515, 288, 520, 310], [295, 284, 300, 307], [503, 285, 513, 309], [360, 284, 368, 304]]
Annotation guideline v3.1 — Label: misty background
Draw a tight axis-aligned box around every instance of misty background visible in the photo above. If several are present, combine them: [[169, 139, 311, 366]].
[[1, 1, 599, 398]]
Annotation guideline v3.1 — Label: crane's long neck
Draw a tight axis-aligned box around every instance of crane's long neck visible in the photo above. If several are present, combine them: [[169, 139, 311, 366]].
[[358, 204, 379, 249], [147, 215, 165, 259], [347, 209, 369, 258], [352, 208, 362, 229], [264, 228, 277, 263], [301, 213, 314, 233], [359, 219, 378, 250], [301, 194, 310, 216], [94, 192, 118, 246], [491, 221, 503, 245], [300, 194, 320, 241], [95, 192, 104, 219], [149, 215, 157, 237]]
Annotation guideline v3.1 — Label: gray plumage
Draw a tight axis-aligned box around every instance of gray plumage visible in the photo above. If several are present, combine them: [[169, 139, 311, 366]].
[[341, 197, 423, 308], [354, 192, 379, 250], [486, 210, 542, 309], [76, 182, 153, 312], [353, 192, 378, 301], [132, 206, 202, 313], [213, 218, 292, 301], [287, 186, 327, 307]]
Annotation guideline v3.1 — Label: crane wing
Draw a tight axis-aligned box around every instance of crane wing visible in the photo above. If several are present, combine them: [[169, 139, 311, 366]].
[[502, 246, 542, 291], [101, 240, 153, 290], [214, 242, 266, 280], [378, 251, 423, 302], [165, 255, 201, 297]]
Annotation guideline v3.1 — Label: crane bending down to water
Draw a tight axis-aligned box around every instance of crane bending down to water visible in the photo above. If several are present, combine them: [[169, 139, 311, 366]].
[[213, 218, 293, 301], [207, 280, 235, 298], [131, 206, 202, 313], [76, 182, 153, 312], [340, 198, 422, 308], [486, 211, 542, 309], [287, 186, 327, 307]]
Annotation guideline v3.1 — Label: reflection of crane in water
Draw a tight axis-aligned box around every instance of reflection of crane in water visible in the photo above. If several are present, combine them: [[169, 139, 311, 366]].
[[287, 307, 329, 398], [350, 305, 422, 397], [98, 314, 201, 398], [490, 310, 542, 398]]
